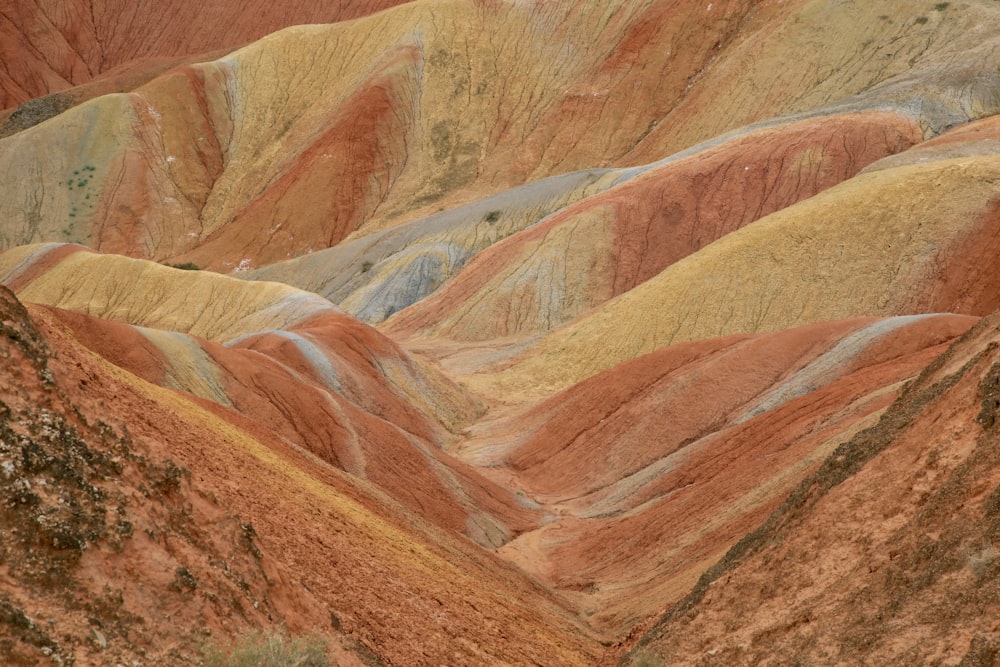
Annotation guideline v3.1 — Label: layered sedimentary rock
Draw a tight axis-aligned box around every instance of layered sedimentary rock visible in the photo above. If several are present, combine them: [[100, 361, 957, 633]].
[[0, 0, 414, 108], [460, 314, 976, 633], [3, 0, 1000, 665], [383, 110, 924, 341], [0, 285, 599, 666], [0, 245, 537, 547], [623, 309, 1000, 666], [467, 145, 1000, 401], [2, 0, 998, 274]]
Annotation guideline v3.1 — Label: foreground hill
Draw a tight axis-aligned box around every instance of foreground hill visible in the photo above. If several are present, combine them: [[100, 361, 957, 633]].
[[622, 308, 1000, 665], [0, 241, 983, 659], [3, 0, 1000, 665], [462, 314, 976, 634], [0, 284, 599, 665]]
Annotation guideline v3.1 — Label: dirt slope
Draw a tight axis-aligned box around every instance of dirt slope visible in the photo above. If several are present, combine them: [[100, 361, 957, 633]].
[[0, 0, 413, 109], [1, 0, 997, 274], [0, 285, 600, 666], [469, 146, 1000, 402], [3, 1, 1000, 665], [383, 110, 923, 341], [461, 314, 976, 634], [621, 307, 1000, 666], [0, 245, 548, 547]]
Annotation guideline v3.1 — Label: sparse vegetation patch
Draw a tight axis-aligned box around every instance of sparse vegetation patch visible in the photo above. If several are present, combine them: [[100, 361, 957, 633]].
[[0, 93, 74, 138], [202, 628, 331, 667], [166, 262, 200, 271], [62, 163, 99, 237]]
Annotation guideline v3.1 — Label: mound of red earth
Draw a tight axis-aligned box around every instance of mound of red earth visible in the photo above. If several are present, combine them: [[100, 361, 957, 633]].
[[0, 286, 600, 665], [0, 1, 413, 108], [4, 1, 1000, 665], [462, 314, 978, 634], [620, 310, 1000, 665]]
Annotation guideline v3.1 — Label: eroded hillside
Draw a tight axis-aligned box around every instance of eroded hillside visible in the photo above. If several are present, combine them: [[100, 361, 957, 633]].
[[622, 310, 1000, 665], [3, 1, 1000, 665]]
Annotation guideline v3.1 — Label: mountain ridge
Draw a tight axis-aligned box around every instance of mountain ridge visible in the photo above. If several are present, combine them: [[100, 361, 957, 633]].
[[3, 1, 1000, 664]]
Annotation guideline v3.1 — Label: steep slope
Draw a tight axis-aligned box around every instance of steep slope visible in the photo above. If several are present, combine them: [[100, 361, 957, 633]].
[[623, 0, 1000, 163], [244, 167, 624, 323], [47, 305, 538, 548], [0, 286, 601, 666], [383, 109, 922, 341], [621, 307, 1000, 666], [2, 0, 997, 273], [0, 0, 414, 109], [0, 244, 340, 340], [458, 314, 976, 633], [0, 245, 552, 548], [4, 0, 1000, 664]]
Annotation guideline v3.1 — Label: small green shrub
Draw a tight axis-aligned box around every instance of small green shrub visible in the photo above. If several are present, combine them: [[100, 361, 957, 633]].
[[166, 262, 200, 271], [203, 629, 330, 667], [915, 15, 929, 23], [484, 210, 501, 223], [934, 2, 949, 10], [361, 260, 373, 273]]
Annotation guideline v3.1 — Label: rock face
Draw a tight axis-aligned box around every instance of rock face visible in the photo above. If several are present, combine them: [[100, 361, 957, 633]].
[[623, 310, 1000, 666], [3, 1, 1000, 665]]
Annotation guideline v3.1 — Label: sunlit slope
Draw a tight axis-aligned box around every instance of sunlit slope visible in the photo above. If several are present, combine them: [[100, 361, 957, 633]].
[[0, 244, 339, 341], [0, 0, 414, 108], [3, 0, 998, 271], [470, 151, 1000, 400], [383, 110, 922, 341]]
